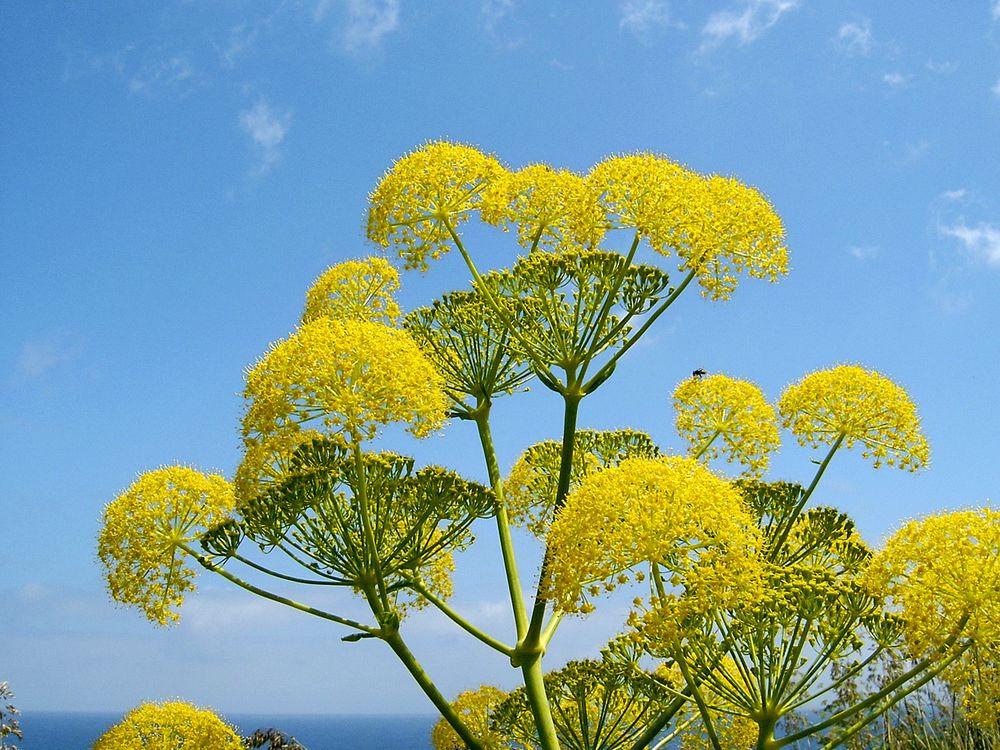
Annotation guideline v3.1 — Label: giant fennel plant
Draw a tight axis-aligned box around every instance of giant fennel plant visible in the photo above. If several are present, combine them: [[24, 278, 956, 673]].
[[98, 142, 999, 750]]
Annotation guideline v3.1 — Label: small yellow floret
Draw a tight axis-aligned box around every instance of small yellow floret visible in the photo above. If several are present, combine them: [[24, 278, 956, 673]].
[[97, 467, 236, 625], [779, 365, 929, 470]]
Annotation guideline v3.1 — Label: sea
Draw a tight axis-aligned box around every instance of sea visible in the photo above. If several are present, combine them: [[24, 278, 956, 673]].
[[13, 712, 437, 750]]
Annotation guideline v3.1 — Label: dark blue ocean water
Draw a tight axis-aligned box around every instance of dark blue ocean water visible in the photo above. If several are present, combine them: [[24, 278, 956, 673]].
[[14, 712, 436, 750]]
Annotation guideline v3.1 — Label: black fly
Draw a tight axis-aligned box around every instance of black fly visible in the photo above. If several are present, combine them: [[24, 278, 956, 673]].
[[692, 369, 707, 379]]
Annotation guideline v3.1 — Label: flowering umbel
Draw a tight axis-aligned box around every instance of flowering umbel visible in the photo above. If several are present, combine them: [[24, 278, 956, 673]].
[[546, 455, 760, 614], [92, 701, 243, 750], [673, 373, 780, 477], [779, 365, 929, 470], [242, 317, 449, 450], [367, 141, 507, 270], [97, 467, 236, 625]]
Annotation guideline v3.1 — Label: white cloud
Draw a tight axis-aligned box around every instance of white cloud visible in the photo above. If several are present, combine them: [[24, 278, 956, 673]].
[[925, 60, 959, 74], [619, 0, 681, 35], [834, 18, 874, 57], [992, 77, 1000, 98], [127, 53, 195, 97], [848, 244, 879, 261], [219, 22, 259, 68], [342, 0, 400, 55], [15, 335, 77, 379], [481, 0, 515, 32], [239, 99, 293, 174], [882, 71, 910, 88], [939, 220, 1000, 268], [941, 188, 967, 202], [701, 0, 799, 49], [993, 0, 1000, 20]]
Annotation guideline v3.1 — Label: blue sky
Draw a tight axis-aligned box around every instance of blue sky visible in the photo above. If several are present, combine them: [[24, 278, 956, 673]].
[[2, 0, 1000, 717]]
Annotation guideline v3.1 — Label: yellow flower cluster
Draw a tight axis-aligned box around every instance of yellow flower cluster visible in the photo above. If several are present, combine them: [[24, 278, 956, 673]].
[[301, 256, 401, 325], [233, 427, 323, 503], [779, 365, 929, 470], [242, 317, 448, 452], [504, 429, 659, 537], [431, 685, 508, 750], [868, 508, 1000, 657], [588, 154, 787, 299], [367, 141, 507, 270], [673, 373, 780, 477], [479, 164, 606, 252], [546, 456, 760, 614], [867, 508, 1000, 722], [92, 701, 243, 750], [97, 467, 236, 625]]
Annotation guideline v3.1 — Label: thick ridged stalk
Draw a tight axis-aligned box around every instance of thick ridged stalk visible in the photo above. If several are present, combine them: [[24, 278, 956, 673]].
[[383, 629, 487, 750], [474, 405, 529, 638]]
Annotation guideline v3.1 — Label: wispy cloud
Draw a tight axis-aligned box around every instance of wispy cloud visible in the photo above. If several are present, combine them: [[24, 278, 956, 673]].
[[701, 0, 799, 50], [479, 0, 527, 49], [993, 0, 1000, 20], [940, 221, 1000, 268], [619, 0, 683, 36], [481, 0, 515, 32], [925, 59, 958, 74], [219, 21, 260, 68], [127, 53, 196, 97], [14, 335, 78, 379], [834, 17, 874, 57], [848, 244, 879, 261], [992, 77, 1000, 98], [342, 0, 401, 55], [239, 99, 293, 175], [882, 71, 911, 88]]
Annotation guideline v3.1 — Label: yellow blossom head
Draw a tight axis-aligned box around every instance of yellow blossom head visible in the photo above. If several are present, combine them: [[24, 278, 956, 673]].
[[588, 154, 787, 299], [233, 428, 323, 503], [242, 317, 449, 448], [673, 373, 780, 477], [546, 455, 761, 614], [479, 164, 605, 252], [432, 686, 508, 750], [92, 701, 243, 750], [367, 141, 507, 270], [301, 256, 401, 325], [868, 508, 1000, 655], [97, 467, 236, 625], [868, 508, 1000, 723], [779, 365, 929, 470]]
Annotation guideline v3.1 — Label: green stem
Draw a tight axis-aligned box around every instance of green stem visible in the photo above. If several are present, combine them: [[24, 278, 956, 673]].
[[524, 392, 582, 645], [351, 442, 391, 612], [769, 434, 844, 558], [519, 657, 562, 750], [582, 265, 699, 394], [382, 629, 487, 750], [186, 546, 378, 635], [444, 219, 560, 388], [409, 580, 515, 657], [777, 619, 971, 747], [475, 406, 529, 639], [692, 429, 723, 461], [578, 231, 641, 361], [675, 648, 725, 750]]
